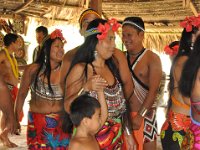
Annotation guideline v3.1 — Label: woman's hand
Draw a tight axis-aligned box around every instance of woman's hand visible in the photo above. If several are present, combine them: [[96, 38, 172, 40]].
[[84, 75, 108, 92], [124, 132, 136, 150], [131, 114, 143, 130]]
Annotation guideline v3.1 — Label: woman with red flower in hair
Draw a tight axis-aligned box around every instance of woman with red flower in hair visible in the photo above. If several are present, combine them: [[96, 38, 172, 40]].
[[160, 15, 200, 150], [15, 29, 70, 149], [63, 18, 135, 150], [164, 41, 179, 61]]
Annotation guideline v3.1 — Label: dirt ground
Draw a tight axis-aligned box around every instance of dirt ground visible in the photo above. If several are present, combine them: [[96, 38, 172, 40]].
[[0, 125, 27, 150]]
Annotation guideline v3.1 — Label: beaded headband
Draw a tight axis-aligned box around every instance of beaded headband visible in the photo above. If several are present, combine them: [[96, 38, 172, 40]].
[[84, 28, 100, 37], [79, 10, 101, 24], [84, 18, 121, 40], [122, 21, 145, 32]]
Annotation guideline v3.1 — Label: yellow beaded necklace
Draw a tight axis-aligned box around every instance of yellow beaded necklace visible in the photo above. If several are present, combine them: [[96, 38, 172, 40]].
[[4, 48, 19, 79]]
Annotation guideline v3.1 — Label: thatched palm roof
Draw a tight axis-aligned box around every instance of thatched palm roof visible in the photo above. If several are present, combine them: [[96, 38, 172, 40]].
[[0, 0, 200, 51]]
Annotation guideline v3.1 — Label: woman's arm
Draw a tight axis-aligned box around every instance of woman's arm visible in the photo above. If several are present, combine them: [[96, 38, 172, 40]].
[[97, 90, 108, 126], [14, 64, 35, 122], [64, 63, 108, 113]]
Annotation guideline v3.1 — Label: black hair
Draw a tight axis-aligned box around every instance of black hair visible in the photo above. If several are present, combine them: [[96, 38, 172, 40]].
[[70, 94, 100, 126], [167, 28, 198, 109], [67, 18, 122, 84], [3, 33, 18, 47], [62, 18, 122, 132], [169, 27, 199, 93], [33, 37, 62, 96], [168, 41, 179, 49], [123, 17, 145, 33], [36, 26, 48, 37], [179, 35, 200, 97]]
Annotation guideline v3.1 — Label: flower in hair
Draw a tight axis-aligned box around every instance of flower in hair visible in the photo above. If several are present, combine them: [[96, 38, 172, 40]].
[[50, 29, 66, 42], [97, 18, 120, 40], [108, 18, 121, 32], [164, 45, 179, 56], [97, 23, 110, 40], [180, 15, 200, 32]]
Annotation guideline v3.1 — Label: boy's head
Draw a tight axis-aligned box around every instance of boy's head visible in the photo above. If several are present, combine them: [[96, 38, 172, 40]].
[[70, 94, 101, 132]]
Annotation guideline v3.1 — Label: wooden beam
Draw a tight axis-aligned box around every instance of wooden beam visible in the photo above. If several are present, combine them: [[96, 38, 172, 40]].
[[189, 1, 198, 16], [183, 0, 186, 7], [29, 2, 83, 9], [21, 12, 70, 22], [182, 0, 198, 16], [14, 0, 34, 13], [90, 0, 102, 16]]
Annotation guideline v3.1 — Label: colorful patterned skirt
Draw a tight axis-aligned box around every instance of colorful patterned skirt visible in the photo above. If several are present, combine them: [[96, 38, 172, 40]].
[[160, 109, 191, 150], [27, 111, 70, 150], [96, 118, 124, 150]]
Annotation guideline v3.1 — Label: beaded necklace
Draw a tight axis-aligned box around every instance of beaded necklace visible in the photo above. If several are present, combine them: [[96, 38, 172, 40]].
[[4, 48, 19, 79]]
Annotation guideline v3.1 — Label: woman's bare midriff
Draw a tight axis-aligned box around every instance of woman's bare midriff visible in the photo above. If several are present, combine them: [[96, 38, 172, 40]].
[[29, 98, 63, 114], [171, 91, 190, 116]]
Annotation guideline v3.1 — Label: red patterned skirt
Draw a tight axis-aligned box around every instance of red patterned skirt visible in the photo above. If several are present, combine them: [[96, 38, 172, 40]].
[[27, 111, 70, 150]]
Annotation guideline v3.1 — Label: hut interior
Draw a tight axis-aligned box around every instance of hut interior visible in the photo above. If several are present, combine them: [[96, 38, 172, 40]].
[[0, 0, 199, 71], [0, 0, 199, 52], [0, 0, 199, 92]]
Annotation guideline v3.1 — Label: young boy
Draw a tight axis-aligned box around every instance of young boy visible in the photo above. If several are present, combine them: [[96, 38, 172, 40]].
[[68, 91, 108, 150]]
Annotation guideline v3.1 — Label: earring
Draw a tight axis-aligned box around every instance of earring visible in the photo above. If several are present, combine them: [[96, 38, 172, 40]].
[[190, 42, 194, 51], [44, 55, 47, 63], [94, 51, 98, 59]]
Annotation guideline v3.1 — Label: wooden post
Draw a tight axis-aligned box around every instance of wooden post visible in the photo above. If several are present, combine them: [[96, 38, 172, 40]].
[[90, 0, 102, 16]]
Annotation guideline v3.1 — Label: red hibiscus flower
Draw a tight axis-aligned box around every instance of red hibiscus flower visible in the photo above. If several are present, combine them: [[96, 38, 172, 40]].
[[97, 23, 110, 40], [50, 29, 66, 43]]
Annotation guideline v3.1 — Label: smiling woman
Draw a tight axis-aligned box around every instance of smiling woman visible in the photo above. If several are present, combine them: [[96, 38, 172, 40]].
[[14, 29, 70, 150]]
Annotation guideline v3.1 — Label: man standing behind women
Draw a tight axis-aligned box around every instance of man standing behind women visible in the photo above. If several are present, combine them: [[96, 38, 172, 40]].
[[32, 26, 48, 62], [15, 29, 70, 149], [64, 18, 134, 149], [179, 35, 200, 150], [0, 33, 21, 148], [122, 17, 162, 150], [160, 16, 200, 149], [60, 8, 101, 91]]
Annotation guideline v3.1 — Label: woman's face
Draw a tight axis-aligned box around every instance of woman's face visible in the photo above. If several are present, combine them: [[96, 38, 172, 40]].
[[96, 29, 116, 60], [50, 39, 64, 62]]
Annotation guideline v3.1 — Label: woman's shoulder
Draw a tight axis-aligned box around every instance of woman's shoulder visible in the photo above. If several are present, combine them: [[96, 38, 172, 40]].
[[70, 63, 88, 74]]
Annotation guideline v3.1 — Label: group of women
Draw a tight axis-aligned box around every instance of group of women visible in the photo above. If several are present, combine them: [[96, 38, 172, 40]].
[[14, 9, 135, 150], [5, 7, 200, 150]]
